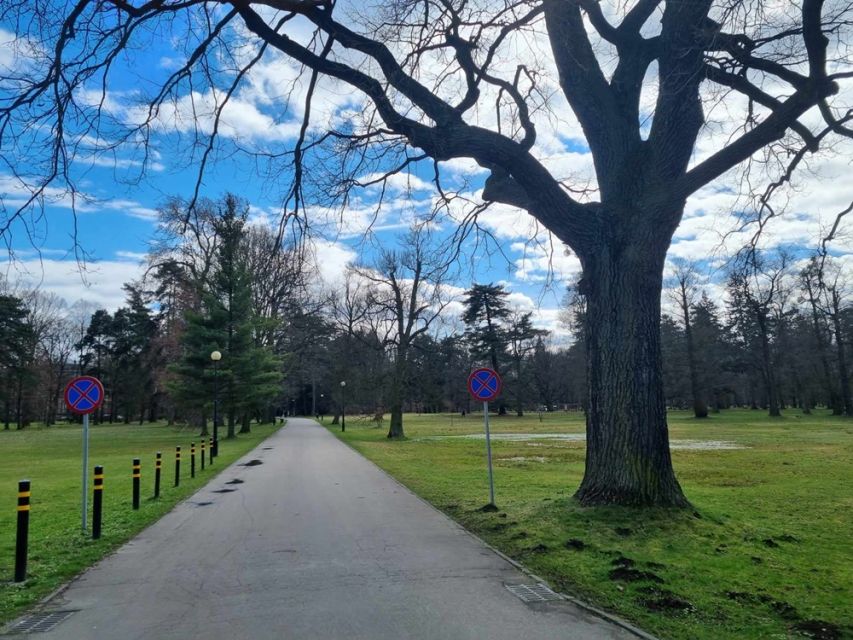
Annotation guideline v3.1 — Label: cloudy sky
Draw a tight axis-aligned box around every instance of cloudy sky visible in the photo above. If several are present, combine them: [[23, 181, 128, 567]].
[[1, 3, 851, 337]]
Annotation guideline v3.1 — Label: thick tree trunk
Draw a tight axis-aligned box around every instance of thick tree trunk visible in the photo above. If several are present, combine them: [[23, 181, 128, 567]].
[[239, 413, 251, 434], [388, 405, 403, 438], [576, 238, 689, 507], [387, 354, 406, 438]]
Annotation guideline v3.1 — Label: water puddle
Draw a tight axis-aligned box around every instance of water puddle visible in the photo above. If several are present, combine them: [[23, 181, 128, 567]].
[[416, 433, 746, 450]]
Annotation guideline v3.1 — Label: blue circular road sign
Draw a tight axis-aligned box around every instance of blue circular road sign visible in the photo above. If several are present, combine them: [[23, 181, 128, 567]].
[[467, 368, 502, 402], [64, 376, 104, 415]]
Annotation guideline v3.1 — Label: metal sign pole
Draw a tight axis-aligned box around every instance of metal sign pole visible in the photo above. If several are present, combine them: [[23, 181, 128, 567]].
[[81, 413, 89, 532], [483, 400, 495, 506]]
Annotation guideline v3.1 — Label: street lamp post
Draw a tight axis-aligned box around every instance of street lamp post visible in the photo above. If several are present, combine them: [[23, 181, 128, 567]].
[[211, 350, 222, 457], [320, 394, 324, 421], [340, 381, 346, 432]]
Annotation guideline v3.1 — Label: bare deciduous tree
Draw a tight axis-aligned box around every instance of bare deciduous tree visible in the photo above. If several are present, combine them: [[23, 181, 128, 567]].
[[353, 228, 453, 438], [669, 260, 708, 418]]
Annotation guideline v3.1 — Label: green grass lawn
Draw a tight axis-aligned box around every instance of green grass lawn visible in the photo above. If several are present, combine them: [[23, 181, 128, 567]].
[[331, 409, 852, 640], [0, 420, 280, 624]]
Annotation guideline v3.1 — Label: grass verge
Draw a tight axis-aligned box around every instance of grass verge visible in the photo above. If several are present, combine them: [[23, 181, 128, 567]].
[[0, 420, 280, 625], [331, 409, 852, 640]]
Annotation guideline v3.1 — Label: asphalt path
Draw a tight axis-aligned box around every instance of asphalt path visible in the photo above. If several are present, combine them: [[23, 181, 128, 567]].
[[6, 418, 640, 640]]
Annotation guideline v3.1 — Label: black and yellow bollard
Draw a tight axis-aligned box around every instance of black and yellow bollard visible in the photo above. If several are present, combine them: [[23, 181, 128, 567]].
[[209, 437, 214, 465], [93, 466, 104, 540], [154, 452, 161, 498], [14, 479, 30, 582], [191, 442, 196, 478], [132, 458, 141, 510], [200, 439, 206, 471], [174, 446, 181, 487]]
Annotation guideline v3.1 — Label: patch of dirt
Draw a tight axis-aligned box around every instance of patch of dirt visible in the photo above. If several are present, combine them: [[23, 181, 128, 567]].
[[771, 600, 800, 620], [611, 556, 635, 568], [615, 527, 633, 537], [637, 587, 694, 614], [527, 544, 549, 554], [792, 620, 842, 640], [564, 538, 586, 550], [641, 595, 694, 614], [725, 591, 771, 604], [608, 567, 664, 584], [212, 488, 237, 494], [225, 479, 244, 485], [478, 503, 499, 513], [240, 459, 264, 467], [763, 538, 780, 548]]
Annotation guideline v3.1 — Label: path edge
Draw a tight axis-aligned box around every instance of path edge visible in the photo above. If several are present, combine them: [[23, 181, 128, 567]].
[[326, 422, 659, 640], [1, 422, 287, 634]]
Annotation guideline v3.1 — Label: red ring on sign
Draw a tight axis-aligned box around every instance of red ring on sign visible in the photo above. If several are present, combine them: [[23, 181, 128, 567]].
[[467, 367, 502, 402], [64, 376, 105, 415]]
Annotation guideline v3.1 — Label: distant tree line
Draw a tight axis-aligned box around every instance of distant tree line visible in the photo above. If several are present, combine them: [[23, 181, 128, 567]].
[[2, 198, 851, 435]]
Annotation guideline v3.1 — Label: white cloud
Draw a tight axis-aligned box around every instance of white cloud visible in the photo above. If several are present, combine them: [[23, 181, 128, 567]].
[[7, 259, 146, 311], [309, 239, 358, 287], [114, 250, 148, 262]]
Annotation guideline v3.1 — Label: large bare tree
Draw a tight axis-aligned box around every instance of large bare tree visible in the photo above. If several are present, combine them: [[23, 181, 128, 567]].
[[2, 1, 852, 505], [353, 228, 453, 439]]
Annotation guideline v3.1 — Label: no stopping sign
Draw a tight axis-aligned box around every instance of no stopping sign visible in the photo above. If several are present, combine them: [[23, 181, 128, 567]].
[[467, 368, 502, 402]]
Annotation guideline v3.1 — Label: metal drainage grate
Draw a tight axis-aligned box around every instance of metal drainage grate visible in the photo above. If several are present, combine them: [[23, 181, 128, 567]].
[[506, 583, 563, 603], [4, 610, 77, 635]]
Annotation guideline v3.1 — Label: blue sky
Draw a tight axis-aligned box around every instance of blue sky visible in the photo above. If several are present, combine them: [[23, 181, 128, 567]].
[[1, 5, 851, 334]]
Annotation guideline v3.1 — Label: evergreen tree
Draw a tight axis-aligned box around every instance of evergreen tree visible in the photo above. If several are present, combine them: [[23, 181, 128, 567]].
[[171, 195, 281, 436], [462, 284, 511, 374], [0, 295, 34, 430], [78, 309, 113, 423]]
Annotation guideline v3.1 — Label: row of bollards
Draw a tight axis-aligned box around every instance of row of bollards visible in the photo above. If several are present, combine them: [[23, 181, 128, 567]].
[[13, 436, 217, 582]]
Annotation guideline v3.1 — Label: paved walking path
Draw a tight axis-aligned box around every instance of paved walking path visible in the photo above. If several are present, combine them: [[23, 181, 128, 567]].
[[7, 419, 639, 639]]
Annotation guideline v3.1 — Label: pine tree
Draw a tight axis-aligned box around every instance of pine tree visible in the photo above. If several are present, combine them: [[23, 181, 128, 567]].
[[0, 295, 34, 430], [462, 283, 510, 373], [171, 195, 281, 435]]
